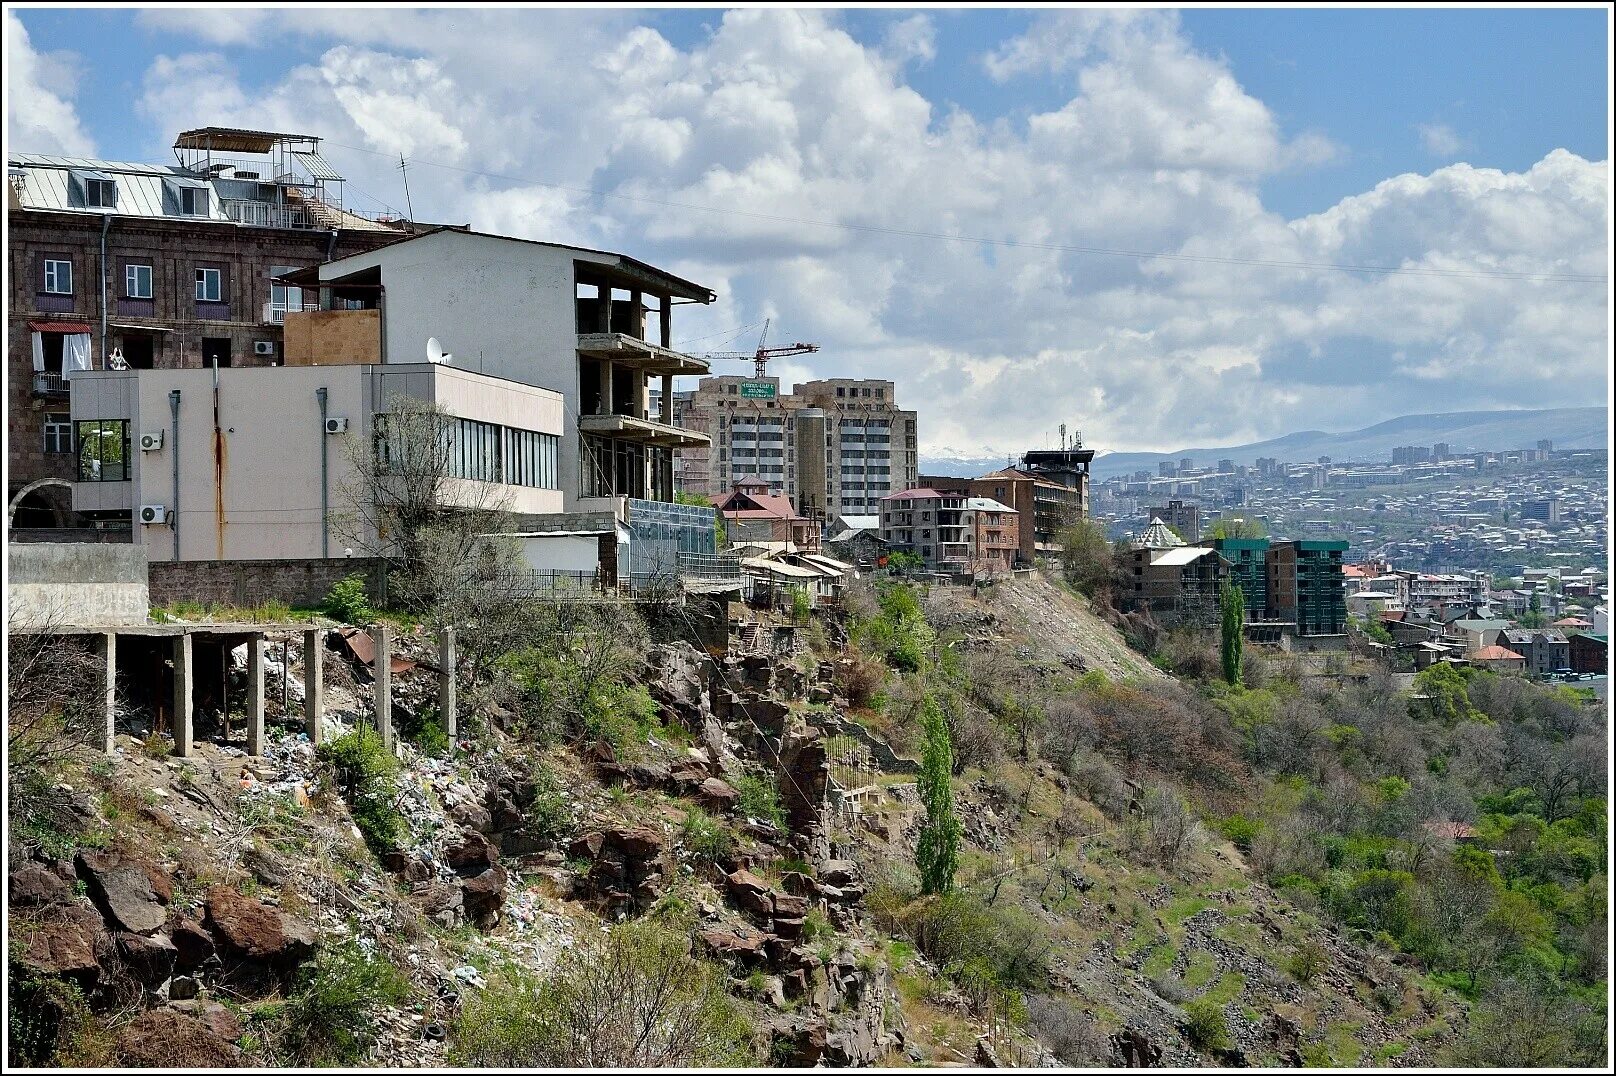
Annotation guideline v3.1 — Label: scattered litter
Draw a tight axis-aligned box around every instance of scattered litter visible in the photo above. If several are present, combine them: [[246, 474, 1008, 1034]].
[[450, 965, 486, 989]]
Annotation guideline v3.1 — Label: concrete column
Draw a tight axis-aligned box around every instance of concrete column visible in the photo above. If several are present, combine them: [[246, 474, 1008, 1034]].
[[101, 633, 117, 755], [172, 633, 194, 757], [659, 293, 672, 348], [600, 359, 614, 416], [371, 623, 394, 752], [437, 627, 457, 742], [659, 373, 673, 424], [303, 628, 325, 744], [245, 635, 265, 757]]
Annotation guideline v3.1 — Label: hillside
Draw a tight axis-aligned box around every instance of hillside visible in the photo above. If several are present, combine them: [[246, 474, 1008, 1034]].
[[7, 567, 1604, 1069], [919, 406, 1608, 478]]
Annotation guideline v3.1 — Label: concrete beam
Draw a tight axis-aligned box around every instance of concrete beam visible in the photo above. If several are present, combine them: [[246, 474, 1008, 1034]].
[[172, 634, 194, 757], [303, 628, 325, 744], [372, 623, 394, 752], [245, 635, 265, 756], [101, 633, 117, 755], [437, 627, 457, 742]]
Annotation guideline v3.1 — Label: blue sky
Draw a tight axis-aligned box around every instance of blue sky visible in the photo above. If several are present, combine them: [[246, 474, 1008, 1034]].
[[8, 7, 1610, 454], [17, 6, 1607, 220]]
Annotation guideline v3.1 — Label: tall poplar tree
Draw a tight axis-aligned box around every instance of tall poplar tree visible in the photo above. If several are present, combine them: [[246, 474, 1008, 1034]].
[[1220, 581, 1245, 686], [915, 696, 962, 895]]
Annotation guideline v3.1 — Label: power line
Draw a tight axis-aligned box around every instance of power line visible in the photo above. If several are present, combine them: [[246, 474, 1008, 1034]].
[[321, 139, 1607, 285]]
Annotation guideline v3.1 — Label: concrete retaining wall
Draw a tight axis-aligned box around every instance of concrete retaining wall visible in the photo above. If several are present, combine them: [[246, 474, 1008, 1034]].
[[148, 557, 381, 610], [8, 543, 149, 628]]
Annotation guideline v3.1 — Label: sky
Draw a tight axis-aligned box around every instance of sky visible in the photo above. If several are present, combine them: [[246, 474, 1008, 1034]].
[[7, 4, 1611, 457]]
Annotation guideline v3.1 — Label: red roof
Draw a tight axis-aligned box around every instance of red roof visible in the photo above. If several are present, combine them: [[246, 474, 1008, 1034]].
[[715, 489, 802, 520], [1343, 564, 1370, 577], [883, 487, 946, 501], [27, 320, 93, 334], [1472, 645, 1524, 661]]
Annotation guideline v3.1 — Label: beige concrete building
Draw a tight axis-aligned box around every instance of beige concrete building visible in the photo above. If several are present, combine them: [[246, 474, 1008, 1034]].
[[670, 376, 918, 520], [69, 363, 563, 561]]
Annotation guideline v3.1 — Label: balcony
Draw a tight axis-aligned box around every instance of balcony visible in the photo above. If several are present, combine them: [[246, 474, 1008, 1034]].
[[579, 412, 710, 448], [32, 372, 69, 396], [222, 199, 315, 229], [576, 333, 709, 376]]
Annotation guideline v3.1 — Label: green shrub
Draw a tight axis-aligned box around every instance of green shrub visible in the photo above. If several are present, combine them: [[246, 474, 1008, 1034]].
[[1285, 940, 1328, 984], [451, 921, 754, 1066], [680, 805, 734, 865], [526, 759, 575, 845], [1215, 813, 1262, 850], [734, 774, 786, 828], [282, 938, 409, 1063], [1184, 998, 1231, 1051], [322, 574, 374, 623], [900, 892, 1051, 995], [317, 725, 406, 854]]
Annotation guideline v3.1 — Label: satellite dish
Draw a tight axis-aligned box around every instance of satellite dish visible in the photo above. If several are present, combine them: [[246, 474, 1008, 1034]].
[[426, 336, 452, 364]]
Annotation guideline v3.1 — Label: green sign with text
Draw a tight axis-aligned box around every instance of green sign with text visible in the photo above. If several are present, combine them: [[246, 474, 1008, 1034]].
[[740, 381, 776, 399]]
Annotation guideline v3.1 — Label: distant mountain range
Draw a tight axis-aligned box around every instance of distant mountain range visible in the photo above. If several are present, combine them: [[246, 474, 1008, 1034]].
[[919, 407, 1608, 480]]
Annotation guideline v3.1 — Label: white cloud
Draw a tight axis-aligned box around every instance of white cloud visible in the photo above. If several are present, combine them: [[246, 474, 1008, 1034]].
[[123, 8, 1608, 456], [1418, 121, 1464, 157], [5, 10, 95, 155]]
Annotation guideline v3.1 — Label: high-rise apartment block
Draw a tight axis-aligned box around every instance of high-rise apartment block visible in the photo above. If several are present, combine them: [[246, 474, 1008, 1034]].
[[671, 376, 918, 519]]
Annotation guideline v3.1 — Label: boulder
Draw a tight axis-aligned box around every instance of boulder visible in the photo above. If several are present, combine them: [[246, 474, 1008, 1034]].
[[817, 859, 860, 887], [203, 885, 312, 965], [699, 777, 741, 810], [9, 864, 71, 907], [446, 830, 498, 878], [117, 931, 178, 986], [15, 905, 103, 985], [725, 869, 776, 917], [76, 851, 169, 935], [170, 917, 216, 970], [412, 880, 465, 929], [401, 858, 434, 883], [1112, 1028, 1162, 1068], [116, 1008, 242, 1068], [698, 924, 768, 963], [461, 865, 509, 926], [772, 893, 809, 919], [608, 825, 664, 859]]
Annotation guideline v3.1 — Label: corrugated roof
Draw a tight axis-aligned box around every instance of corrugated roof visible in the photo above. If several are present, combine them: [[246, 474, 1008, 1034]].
[[291, 148, 344, 182], [964, 497, 1017, 513]]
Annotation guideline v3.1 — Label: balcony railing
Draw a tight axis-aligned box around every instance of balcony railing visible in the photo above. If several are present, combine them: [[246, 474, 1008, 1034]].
[[222, 199, 314, 229], [32, 372, 69, 396]]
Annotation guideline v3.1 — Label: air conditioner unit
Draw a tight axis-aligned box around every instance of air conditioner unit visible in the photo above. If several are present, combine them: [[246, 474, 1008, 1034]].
[[325, 417, 349, 434], [254, 340, 276, 356], [139, 504, 168, 525], [139, 430, 164, 452]]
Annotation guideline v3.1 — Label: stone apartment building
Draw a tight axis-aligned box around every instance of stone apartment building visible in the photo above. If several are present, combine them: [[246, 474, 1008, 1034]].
[[1127, 517, 1230, 611], [877, 487, 1018, 574], [1503, 628, 1571, 678], [922, 462, 1085, 566], [670, 376, 918, 521], [7, 128, 407, 531]]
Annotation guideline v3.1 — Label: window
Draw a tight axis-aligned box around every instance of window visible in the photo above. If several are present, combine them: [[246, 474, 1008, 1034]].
[[44, 260, 72, 294], [125, 264, 153, 299], [43, 413, 72, 454], [506, 427, 559, 489], [181, 186, 209, 216], [268, 265, 304, 323], [451, 418, 503, 483], [195, 268, 222, 302], [86, 178, 117, 208], [76, 420, 129, 482]]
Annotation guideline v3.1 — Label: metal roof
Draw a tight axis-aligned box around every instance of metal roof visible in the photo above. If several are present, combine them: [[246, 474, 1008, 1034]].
[[174, 127, 321, 152], [10, 153, 229, 220], [291, 149, 344, 182], [1151, 546, 1219, 566]]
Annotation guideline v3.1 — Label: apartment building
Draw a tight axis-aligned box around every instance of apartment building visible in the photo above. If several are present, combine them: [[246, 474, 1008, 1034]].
[[7, 128, 406, 530], [1503, 628, 1571, 678], [877, 489, 1017, 575], [671, 376, 918, 520], [1267, 540, 1349, 636], [1147, 498, 1201, 542], [1208, 537, 1269, 612]]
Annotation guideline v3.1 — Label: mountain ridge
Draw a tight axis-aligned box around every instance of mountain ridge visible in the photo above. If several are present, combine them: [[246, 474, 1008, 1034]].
[[920, 406, 1608, 479]]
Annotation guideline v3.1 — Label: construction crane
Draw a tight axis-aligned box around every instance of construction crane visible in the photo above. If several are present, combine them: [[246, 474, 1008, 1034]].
[[695, 318, 818, 378]]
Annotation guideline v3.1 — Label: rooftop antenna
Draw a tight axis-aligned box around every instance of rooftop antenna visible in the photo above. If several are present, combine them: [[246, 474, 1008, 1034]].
[[397, 154, 415, 222], [1060, 423, 1067, 451]]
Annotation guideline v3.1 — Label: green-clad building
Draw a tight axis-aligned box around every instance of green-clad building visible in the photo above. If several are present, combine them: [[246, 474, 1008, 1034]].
[[1267, 540, 1349, 636], [1210, 537, 1269, 612]]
